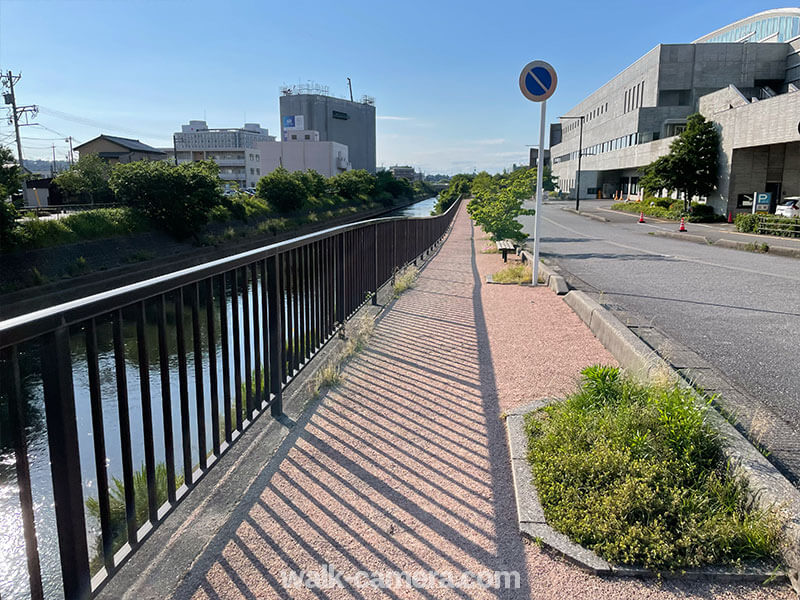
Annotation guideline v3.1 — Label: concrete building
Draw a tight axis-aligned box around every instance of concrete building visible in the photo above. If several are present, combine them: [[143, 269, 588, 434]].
[[529, 148, 551, 169], [74, 135, 166, 164], [256, 132, 351, 178], [172, 121, 276, 189], [388, 165, 422, 181], [550, 8, 800, 214], [280, 84, 376, 173]]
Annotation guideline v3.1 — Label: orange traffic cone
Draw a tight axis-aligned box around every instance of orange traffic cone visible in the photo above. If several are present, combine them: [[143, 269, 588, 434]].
[[679, 217, 687, 232], [727, 211, 733, 224], [638, 211, 645, 223]]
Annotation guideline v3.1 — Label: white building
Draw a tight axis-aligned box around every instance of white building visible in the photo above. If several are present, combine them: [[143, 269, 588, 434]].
[[172, 121, 276, 189], [257, 129, 351, 178]]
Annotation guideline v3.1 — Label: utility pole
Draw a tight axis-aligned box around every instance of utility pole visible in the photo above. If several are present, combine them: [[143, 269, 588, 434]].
[[1, 71, 38, 168], [65, 136, 74, 165]]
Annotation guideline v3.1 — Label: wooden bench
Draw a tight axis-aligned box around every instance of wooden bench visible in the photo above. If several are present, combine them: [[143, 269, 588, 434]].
[[496, 240, 517, 263]]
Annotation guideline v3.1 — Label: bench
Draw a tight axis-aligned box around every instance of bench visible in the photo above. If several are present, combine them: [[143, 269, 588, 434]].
[[496, 240, 517, 263]]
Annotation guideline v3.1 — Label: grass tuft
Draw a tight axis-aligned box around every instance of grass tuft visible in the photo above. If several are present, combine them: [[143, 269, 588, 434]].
[[393, 265, 418, 297], [491, 263, 540, 284], [525, 365, 781, 571]]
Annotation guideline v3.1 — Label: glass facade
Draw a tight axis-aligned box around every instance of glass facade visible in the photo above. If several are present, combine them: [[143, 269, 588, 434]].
[[703, 15, 799, 43]]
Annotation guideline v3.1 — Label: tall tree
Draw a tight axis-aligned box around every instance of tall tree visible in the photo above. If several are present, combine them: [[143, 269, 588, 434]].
[[639, 113, 719, 210], [53, 153, 113, 204]]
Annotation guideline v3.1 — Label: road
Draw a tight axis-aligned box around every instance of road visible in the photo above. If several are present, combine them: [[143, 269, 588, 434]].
[[519, 199, 800, 482]]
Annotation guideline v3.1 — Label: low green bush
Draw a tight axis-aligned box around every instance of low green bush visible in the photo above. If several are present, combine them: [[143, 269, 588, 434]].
[[525, 365, 780, 571], [735, 213, 759, 233], [10, 208, 148, 250], [612, 201, 723, 222], [1, 200, 20, 249]]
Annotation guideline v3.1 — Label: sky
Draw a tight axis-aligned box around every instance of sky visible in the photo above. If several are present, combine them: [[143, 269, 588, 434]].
[[0, 0, 782, 174]]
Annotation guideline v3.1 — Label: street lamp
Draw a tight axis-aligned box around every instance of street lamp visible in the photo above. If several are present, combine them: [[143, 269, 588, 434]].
[[559, 115, 584, 211]]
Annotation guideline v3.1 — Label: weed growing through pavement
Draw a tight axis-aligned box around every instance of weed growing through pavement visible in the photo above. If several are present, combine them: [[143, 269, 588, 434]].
[[525, 365, 781, 571], [393, 265, 418, 297], [743, 242, 769, 253]]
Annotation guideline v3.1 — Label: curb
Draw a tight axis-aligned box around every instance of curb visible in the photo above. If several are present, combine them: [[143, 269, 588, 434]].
[[562, 289, 800, 593], [520, 251, 569, 295], [561, 206, 609, 222], [504, 403, 787, 582], [649, 230, 800, 259]]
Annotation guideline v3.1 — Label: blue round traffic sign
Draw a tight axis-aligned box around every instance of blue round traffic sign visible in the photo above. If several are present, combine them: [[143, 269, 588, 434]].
[[519, 60, 557, 102]]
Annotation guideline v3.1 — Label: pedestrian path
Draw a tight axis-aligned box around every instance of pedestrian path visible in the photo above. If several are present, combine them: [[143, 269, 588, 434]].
[[175, 207, 792, 599]]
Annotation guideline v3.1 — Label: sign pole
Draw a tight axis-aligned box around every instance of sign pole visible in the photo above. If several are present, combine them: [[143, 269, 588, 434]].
[[532, 99, 546, 286], [518, 59, 556, 286]]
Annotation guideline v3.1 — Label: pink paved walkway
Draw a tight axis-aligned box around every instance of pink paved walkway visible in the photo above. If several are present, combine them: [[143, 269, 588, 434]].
[[180, 207, 791, 599]]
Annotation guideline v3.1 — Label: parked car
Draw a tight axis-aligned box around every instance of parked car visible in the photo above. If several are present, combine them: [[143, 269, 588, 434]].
[[775, 197, 799, 218]]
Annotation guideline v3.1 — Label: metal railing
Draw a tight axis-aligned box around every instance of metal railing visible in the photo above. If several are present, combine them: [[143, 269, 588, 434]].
[[0, 197, 460, 600], [757, 215, 800, 238]]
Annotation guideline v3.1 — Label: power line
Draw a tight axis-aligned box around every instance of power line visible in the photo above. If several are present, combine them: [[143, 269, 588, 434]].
[[38, 105, 161, 138]]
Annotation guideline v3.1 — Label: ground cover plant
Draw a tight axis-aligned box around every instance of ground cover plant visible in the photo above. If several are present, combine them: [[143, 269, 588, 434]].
[[524, 365, 780, 571]]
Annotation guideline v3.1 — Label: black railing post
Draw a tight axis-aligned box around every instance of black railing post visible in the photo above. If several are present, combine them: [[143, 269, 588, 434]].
[[336, 233, 346, 326], [266, 254, 283, 416], [40, 327, 91, 600], [8, 347, 44, 600], [372, 223, 379, 305]]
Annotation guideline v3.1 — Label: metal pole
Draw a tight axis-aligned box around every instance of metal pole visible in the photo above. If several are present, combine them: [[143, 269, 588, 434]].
[[6, 71, 24, 168], [532, 100, 546, 286], [575, 116, 583, 211]]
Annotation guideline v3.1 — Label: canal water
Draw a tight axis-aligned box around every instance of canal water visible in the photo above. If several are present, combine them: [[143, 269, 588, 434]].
[[0, 195, 438, 599], [389, 196, 437, 217]]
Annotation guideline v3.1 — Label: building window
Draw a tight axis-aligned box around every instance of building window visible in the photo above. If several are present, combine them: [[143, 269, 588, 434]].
[[256, 168, 260, 175], [250, 168, 254, 174]]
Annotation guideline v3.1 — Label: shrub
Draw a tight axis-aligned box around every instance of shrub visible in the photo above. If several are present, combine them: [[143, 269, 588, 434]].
[[329, 169, 376, 200], [292, 169, 328, 198], [0, 198, 19, 250], [735, 213, 759, 233], [110, 160, 222, 239], [52, 153, 113, 204], [10, 208, 147, 250], [255, 167, 308, 213], [525, 366, 780, 571], [647, 197, 673, 209]]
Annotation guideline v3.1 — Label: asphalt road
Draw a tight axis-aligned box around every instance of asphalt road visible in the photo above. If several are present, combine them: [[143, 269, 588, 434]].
[[519, 200, 800, 476]]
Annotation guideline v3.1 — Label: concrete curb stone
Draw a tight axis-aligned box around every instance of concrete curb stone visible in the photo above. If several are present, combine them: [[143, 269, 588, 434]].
[[650, 230, 800, 259], [560, 206, 610, 222], [561, 289, 800, 593]]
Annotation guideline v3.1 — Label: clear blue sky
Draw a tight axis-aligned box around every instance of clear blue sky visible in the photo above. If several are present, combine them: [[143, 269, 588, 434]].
[[0, 0, 778, 174]]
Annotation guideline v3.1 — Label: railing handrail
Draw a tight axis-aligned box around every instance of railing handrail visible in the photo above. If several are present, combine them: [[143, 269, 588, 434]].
[[0, 196, 460, 348]]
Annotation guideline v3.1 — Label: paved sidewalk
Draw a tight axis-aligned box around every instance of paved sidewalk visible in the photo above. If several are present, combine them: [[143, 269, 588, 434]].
[[176, 207, 792, 599]]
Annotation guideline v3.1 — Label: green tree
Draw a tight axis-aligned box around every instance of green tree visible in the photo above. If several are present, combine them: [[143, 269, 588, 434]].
[[53, 153, 113, 204], [292, 169, 328, 199], [256, 167, 308, 213], [0, 146, 23, 200], [329, 169, 377, 200], [0, 146, 22, 248], [110, 160, 222, 239], [639, 155, 676, 198], [639, 113, 719, 211]]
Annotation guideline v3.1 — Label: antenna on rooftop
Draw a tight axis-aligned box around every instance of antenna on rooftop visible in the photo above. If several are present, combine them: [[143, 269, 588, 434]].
[[347, 77, 353, 102]]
